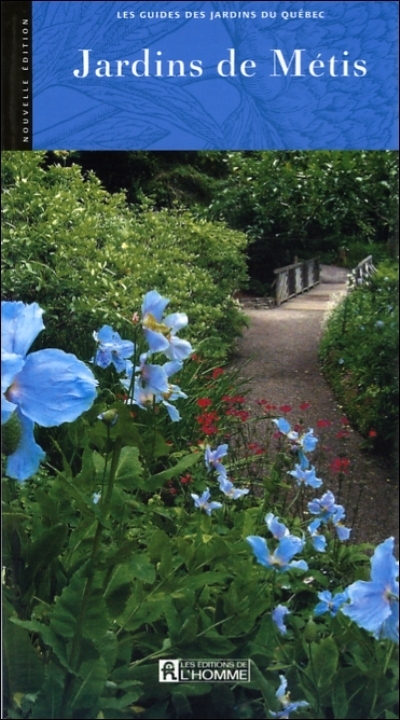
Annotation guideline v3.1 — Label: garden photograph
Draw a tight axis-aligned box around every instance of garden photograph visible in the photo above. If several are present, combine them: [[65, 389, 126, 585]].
[[1, 149, 399, 719]]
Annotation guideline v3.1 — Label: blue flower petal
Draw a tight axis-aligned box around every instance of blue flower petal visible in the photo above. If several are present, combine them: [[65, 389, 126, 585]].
[[141, 363, 169, 394], [163, 360, 183, 378], [274, 535, 304, 566], [301, 429, 318, 453], [164, 312, 188, 333], [335, 525, 351, 541], [8, 349, 97, 427], [142, 290, 170, 321], [288, 559, 309, 571], [246, 535, 271, 568], [370, 537, 398, 586], [143, 328, 170, 354], [265, 513, 289, 539], [273, 417, 291, 434], [164, 336, 193, 361], [272, 605, 290, 635], [374, 601, 399, 643], [1, 301, 44, 357], [5, 410, 45, 482], [162, 400, 181, 422], [341, 580, 392, 633]]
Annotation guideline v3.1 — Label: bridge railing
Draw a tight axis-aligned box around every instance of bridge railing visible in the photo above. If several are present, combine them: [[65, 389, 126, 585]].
[[274, 258, 320, 306], [348, 255, 376, 288]]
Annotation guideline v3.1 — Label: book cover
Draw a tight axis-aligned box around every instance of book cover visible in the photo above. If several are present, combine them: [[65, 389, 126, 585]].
[[1, 2, 399, 719]]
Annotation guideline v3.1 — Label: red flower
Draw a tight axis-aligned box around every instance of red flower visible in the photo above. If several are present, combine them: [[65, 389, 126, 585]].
[[261, 402, 277, 411], [317, 419, 332, 428], [279, 404, 292, 413], [203, 425, 218, 436], [191, 354, 203, 363], [340, 417, 350, 426], [237, 410, 250, 422], [197, 398, 212, 408], [336, 430, 349, 439], [222, 394, 245, 404], [299, 402, 311, 411], [212, 368, 224, 379], [330, 457, 350, 474], [169, 487, 178, 495], [180, 474, 193, 485], [368, 429, 378, 438]]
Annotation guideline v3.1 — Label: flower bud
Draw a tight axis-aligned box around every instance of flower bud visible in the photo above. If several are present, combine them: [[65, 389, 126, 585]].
[[97, 409, 119, 426], [303, 619, 319, 643]]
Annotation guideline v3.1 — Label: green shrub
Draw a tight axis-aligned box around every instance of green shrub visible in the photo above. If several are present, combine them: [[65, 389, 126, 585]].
[[1, 152, 248, 361], [319, 262, 399, 453]]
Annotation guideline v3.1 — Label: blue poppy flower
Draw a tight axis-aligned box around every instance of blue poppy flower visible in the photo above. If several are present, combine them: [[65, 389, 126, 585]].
[[272, 605, 290, 635], [123, 356, 186, 421], [141, 290, 193, 360], [191, 488, 223, 516], [92, 325, 134, 373], [205, 443, 229, 476], [270, 675, 309, 718], [246, 534, 308, 573], [272, 418, 318, 453], [308, 492, 351, 541], [314, 590, 348, 617], [218, 475, 249, 499], [308, 490, 337, 519], [2, 301, 97, 481], [288, 464, 323, 488], [341, 537, 399, 643]]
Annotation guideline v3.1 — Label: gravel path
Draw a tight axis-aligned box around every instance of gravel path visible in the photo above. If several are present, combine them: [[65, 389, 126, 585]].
[[231, 265, 398, 548]]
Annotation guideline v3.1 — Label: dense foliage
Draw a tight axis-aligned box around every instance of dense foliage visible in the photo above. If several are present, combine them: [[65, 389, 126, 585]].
[[319, 262, 399, 454], [69, 150, 398, 294], [1, 152, 248, 361], [206, 152, 397, 291], [2, 298, 398, 720]]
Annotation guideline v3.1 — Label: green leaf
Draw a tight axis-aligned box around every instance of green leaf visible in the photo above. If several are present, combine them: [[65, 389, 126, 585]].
[[30, 666, 65, 719], [24, 523, 68, 579], [307, 638, 339, 691], [332, 672, 349, 718], [164, 598, 181, 645], [70, 658, 108, 712], [3, 616, 44, 699], [248, 662, 276, 706], [11, 618, 71, 670], [148, 529, 170, 563], [50, 565, 111, 643], [171, 690, 192, 718], [115, 446, 143, 489], [129, 555, 156, 584]]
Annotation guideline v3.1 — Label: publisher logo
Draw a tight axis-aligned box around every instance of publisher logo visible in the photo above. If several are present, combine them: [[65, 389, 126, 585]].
[[159, 660, 180, 682], [158, 659, 250, 683]]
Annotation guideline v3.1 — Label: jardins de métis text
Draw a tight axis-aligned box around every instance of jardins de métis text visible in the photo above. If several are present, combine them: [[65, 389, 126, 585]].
[[73, 48, 368, 79]]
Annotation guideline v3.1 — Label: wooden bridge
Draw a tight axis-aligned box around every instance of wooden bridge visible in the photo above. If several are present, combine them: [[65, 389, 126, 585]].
[[273, 255, 375, 306]]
